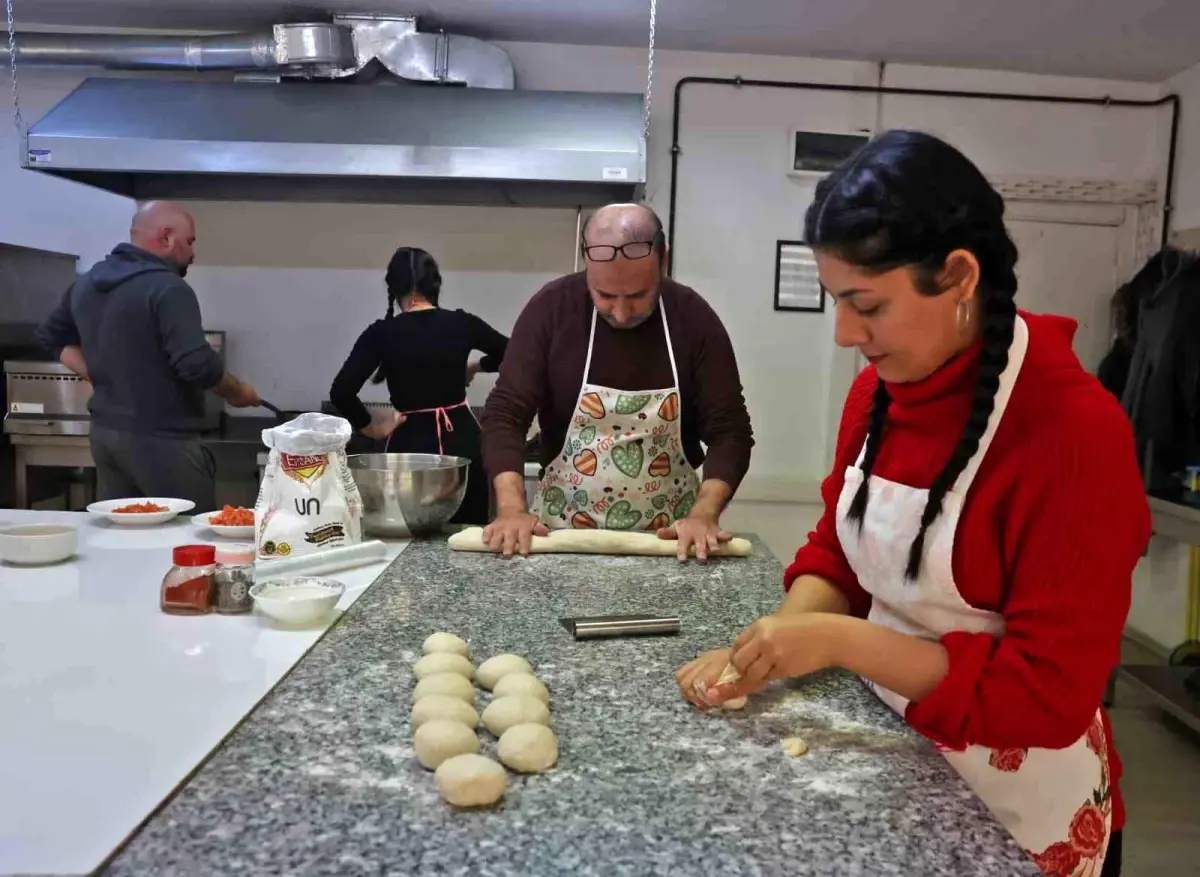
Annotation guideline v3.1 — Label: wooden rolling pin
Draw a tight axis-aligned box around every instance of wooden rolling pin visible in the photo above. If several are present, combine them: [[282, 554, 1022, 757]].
[[448, 527, 753, 558]]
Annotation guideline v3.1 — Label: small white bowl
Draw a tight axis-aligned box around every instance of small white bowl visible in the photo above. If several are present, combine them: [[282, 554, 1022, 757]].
[[0, 523, 78, 566], [249, 577, 345, 626], [87, 498, 195, 526], [192, 511, 255, 539]]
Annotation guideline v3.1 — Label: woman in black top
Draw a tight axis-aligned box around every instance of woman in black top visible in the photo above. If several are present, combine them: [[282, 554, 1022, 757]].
[[330, 247, 508, 525]]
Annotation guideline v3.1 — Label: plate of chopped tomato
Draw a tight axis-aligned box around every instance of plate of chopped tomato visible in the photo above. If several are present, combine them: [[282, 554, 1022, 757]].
[[87, 497, 196, 526], [193, 505, 256, 538]]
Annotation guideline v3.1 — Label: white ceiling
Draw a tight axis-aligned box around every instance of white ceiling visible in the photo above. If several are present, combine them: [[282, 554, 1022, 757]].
[[16, 0, 1200, 82]]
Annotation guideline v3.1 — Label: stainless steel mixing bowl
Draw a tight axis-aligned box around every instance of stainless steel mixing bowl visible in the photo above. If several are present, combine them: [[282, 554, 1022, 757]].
[[347, 453, 470, 538]]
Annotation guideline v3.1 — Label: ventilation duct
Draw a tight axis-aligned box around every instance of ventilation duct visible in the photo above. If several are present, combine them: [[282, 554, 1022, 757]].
[[0, 14, 515, 89]]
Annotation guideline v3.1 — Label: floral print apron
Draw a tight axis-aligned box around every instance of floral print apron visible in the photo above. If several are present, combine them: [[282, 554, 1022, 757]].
[[530, 299, 701, 531], [835, 316, 1113, 876]]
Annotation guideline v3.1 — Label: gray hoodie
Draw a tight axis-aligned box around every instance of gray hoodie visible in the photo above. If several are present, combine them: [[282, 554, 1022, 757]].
[[37, 243, 224, 437]]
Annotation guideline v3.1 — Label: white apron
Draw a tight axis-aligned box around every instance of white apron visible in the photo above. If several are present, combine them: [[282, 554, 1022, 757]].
[[835, 316, 1114, 877], [530, 300, 702, 531]]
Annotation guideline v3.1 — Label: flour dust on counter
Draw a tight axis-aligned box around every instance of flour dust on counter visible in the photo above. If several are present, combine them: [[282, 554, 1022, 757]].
[[103, 539, 1040, 876]]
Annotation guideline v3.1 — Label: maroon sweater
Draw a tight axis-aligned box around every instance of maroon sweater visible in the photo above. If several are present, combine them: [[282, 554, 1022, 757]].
[[482, 273, 754, 489]]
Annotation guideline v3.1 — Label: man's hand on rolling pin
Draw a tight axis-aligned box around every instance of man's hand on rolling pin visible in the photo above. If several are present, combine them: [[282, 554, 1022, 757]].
[[482, 511, 549, 558], [705, 614, 837, 705], [657, 512, 732, 563]]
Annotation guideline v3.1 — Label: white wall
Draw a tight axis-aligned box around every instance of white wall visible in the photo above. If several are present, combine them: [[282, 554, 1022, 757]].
[[2, 47, 1174, 571], [0, 71, 133, 270], [183, 201, 578, 411], [168, 46, 1169, 498], [1167, 60, 1200, 233]]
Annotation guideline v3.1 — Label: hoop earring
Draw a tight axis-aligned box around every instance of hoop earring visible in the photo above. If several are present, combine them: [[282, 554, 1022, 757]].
[[956, 299, 972, 334]]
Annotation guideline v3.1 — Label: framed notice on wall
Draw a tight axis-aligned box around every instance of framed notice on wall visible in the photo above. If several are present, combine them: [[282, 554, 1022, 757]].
[[774, 241, 823, 313], [788, 129, 870, 177]]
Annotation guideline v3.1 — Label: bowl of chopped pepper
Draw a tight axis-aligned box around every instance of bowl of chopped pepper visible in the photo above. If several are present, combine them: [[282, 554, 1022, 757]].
[[193, 505, 256, 538], [87, 498, 195, 526]]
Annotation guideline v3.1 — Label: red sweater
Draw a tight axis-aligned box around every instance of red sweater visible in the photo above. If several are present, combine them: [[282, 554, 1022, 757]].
[[786, 312, 1150, 830]]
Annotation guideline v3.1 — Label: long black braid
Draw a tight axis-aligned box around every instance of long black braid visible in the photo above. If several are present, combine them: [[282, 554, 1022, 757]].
[[373, 246, 444, 383], [805, 130, 1020, 580]]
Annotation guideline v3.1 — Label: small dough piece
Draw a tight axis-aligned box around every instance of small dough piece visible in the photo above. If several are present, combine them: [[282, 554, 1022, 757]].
[[449, 526, 753, 558], [414, 652, 475, 681], [716, 663, 748, 710], [423, 632, 470, 658], [781, 737, 810, 757], [413, 673, 476, 706], [491, 673, 550, 704], [414, 720, 480, 769], [435, 754, 507, 807], [481, 695, 551, 736], [477, 654, 534, 690], [498, 723, 559, 773], [412, 695, 479, 730], [693, 662, 747, 710]]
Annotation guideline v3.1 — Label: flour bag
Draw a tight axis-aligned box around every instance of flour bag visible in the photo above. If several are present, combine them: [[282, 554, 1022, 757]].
[[255, 413, 363, 560]]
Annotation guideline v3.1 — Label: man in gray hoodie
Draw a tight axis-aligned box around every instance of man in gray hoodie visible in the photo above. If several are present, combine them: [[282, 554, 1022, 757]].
[[37, 202, 260, 509]]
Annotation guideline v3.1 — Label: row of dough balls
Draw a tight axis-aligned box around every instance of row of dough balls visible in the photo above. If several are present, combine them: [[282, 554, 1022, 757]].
[[412, 632, 558, 807]]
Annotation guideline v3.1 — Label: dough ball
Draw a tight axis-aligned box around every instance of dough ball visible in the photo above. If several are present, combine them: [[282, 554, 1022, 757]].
[[413, 673, 476, 706], [482, 695, 551, 736], [498, 723, 558, 773], [781, 737, 809, 757], [491, 673, 550, 704], [435, 754, 506, 807], [414, 720, 480, 769], [423, 631, 470, 658], [714, 662, 748, 710], [412, 695, 479, 730], [413, 652, 475, 681], [477, 654, 533, 690]]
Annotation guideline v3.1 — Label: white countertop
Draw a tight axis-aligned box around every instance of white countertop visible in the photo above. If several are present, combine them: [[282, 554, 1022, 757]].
[[0, 510, 407, 877]]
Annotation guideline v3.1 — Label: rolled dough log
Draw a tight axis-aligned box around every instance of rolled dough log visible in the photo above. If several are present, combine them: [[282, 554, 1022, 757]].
[[448, 527, 753, 558]]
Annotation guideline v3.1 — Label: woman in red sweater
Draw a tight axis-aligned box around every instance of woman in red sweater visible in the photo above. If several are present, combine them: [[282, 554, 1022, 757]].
[[677, 130, 1150, 877]]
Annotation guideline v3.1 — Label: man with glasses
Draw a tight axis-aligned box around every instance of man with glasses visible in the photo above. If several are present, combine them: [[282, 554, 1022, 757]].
[[481, 203, 753, 559]]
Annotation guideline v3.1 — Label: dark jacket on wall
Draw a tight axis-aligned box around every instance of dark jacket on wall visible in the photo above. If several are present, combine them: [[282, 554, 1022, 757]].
[[36, 244, 224, 437], [1120, 248, 1200, 487]]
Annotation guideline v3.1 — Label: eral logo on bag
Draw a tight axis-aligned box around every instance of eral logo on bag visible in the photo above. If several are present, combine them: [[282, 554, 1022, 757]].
[[280, 452, 328, 485]]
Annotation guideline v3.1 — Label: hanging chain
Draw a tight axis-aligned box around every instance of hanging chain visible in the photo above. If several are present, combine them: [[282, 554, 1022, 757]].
[[6, 0, 23, 135], [642, 0, 656, 142]]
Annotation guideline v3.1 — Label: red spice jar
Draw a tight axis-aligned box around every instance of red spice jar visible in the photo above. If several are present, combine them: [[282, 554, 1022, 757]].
[[161, 545, 217, 615]]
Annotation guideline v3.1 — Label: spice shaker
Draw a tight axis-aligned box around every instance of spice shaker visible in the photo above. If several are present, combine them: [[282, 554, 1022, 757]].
[[213, 544, 256, 615], [161, 545, 217, 615]]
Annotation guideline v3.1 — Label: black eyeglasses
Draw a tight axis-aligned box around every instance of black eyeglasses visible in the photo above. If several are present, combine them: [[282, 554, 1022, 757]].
[[582, 241, 656, 262]]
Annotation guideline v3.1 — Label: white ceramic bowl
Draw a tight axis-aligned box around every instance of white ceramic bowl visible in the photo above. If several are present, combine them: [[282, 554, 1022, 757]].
[[0, 523, 78, 566], [249, 577, 345, 626], [191, 511, 255, 539], [87, 498, 195, 526]]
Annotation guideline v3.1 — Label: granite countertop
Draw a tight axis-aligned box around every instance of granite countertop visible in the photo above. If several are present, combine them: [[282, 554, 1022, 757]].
[[105, 539, 1038, 876]]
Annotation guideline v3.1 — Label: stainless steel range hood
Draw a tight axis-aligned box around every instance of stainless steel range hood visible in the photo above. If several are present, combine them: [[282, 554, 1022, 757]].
[[23, 78, 646, 206]]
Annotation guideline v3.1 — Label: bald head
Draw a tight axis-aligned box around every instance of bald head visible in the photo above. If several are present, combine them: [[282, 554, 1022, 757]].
[[581, 203, 667, 330], [131, 201, 196, 275], [582, 203, 664, 253]]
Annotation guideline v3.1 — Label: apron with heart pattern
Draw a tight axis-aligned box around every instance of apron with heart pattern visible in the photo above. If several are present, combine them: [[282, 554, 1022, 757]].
[[530, 299, 702, 531], [834, 316, 1114, 877]]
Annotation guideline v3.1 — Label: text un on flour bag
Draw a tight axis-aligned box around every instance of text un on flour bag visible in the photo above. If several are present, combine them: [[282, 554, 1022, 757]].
[[255, 413, 363, 560]]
